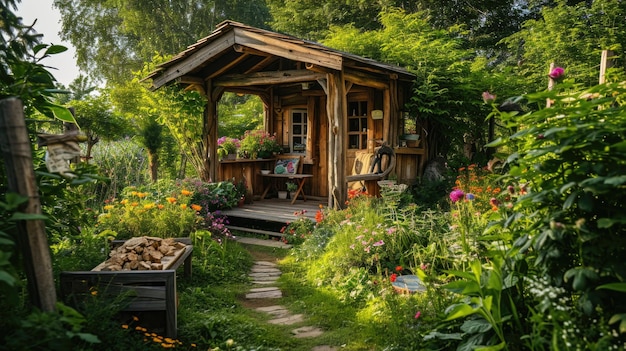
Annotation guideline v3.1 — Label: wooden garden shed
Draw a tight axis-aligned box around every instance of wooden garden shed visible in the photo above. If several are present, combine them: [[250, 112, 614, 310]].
[[147, 20, 426, 208]]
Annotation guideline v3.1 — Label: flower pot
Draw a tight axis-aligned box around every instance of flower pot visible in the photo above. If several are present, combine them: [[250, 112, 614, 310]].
[[289, 191, 297, 200], [277, 191, 288, 199]]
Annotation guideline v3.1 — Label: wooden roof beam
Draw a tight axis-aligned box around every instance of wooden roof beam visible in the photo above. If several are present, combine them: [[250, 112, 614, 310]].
[[234, 28, 342, 71], [151, 31, 236, 89], [344, 68, 389, 90], [215, 70, 326, 87], [207, 51, 251, 79]]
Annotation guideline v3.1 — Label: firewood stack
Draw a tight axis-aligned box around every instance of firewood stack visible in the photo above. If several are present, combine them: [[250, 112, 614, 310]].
[[101, 236, 187, 271]]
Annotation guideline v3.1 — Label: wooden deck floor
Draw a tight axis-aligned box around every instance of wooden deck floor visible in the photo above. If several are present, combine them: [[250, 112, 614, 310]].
[[220, 197, 326, 236]]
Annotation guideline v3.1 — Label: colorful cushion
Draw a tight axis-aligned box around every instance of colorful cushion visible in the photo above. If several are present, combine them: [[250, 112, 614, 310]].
[[274, 158, 299, 174]]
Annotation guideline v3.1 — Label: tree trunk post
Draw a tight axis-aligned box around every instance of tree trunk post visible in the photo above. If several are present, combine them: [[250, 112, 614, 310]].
[[0, 97, 57, 312]]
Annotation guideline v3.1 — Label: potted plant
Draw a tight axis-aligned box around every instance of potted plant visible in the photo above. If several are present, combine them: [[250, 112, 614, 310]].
[[217, 136, 239, 160], [286, 181, 298, 199], [238, 130, 281, 159]]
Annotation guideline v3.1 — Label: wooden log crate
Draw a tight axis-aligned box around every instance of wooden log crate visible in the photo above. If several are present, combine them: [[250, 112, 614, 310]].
[[59, 237, 192, 338]]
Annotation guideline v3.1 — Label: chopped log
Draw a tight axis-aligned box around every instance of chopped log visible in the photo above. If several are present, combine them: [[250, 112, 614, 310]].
[[151, 262, 164, 270], [139, 261, 151, 270]]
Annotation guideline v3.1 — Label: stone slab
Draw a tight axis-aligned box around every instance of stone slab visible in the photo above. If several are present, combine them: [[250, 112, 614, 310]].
[[252, 279, 278, 285], [291, 326, 324, 338], [268, 314, 304, 325], [254, 261, 278, 267], [311, 346, 339, 351], [250, 272, 281, 278], [246, 290, 282, 299], [249, 287, 280, 293], [252, 267, 282, 274]]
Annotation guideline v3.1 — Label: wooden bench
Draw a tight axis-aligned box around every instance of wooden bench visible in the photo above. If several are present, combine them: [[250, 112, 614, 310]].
[[260, 155, 312, 205], [346, 145, 395, 197], [59, 238, 193, 338]]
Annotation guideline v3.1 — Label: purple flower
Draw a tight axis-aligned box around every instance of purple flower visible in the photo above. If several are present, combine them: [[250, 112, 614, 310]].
[[548, 67, 565, 80], [465, 193, 475, 201], [449, 189, 465, 203], [482, 91, 496, 104]]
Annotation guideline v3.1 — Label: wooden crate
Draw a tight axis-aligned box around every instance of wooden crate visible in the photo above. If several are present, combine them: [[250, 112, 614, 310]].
[[60, 270, 178, 337], [59, 238, 193, 338]]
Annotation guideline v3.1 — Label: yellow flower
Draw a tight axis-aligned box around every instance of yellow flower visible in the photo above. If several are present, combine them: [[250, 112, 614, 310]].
[[143, 203, 156, 210], [166, 197, 177, 204], [121, 324, 128, 329], [137, 192, 148, 198], [130, 191, 138, 196], [103, 205, 114, 210], [181, 189, 193, 196], [131, 202, 139, 207], [120, 199, 128, 205], [180, 204, 187, 210], [191, 204, 202, 212]]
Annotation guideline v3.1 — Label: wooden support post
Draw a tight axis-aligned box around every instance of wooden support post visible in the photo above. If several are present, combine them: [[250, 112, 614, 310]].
[[546, 62, 555, 108], [599, 50, 614, 84], [0, 97, 57, 312]]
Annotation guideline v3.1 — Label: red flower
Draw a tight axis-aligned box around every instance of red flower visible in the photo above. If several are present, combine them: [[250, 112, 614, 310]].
[[395, 266, 403, 272], [390, 273, 398, 282], [315, 210, 324, 223]]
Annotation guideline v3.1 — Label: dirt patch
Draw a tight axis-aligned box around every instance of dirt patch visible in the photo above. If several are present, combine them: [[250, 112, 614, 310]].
[[238, 296, 280, 309], [242, 244, 286, 262]]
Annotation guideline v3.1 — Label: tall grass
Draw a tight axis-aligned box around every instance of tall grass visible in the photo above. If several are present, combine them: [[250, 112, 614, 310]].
[[85, 138, 149, 206]]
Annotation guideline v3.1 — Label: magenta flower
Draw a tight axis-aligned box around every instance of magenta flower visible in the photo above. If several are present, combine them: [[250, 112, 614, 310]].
[[482, 91, 496, 104], [548, 67, 565, 80], [449, 189, 465, 203], [415, 311, 422, 319], [373, 240, 385, 247]]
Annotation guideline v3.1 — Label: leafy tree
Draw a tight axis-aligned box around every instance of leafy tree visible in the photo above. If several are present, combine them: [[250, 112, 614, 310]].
[[68, 93, 128, 162], [266, 0, 418, 40], [502, 0, 626, 92], [54, 0, 271, 84], [218, 93, 263, 139], [323, 9, 521, 163]]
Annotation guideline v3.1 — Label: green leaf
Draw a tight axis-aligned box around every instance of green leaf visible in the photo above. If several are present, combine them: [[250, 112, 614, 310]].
[[475, 342, 506, 351], [45, 44, 68, 55], [597, 282, 626, 292], [9, 213, 48, 221], [76, 332, 101, 343], [563, 191, 578, 210], [44, 103, 77, 124], [460, 319, 492, 333], [0, 271, 16, 286], [445, 303, 478, 321], [608, 314, 626, 334], [604, 176, 626, 186]]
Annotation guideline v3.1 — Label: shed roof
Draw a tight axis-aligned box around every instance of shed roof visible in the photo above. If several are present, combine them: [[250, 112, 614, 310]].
[[146, 20, 415, 90]]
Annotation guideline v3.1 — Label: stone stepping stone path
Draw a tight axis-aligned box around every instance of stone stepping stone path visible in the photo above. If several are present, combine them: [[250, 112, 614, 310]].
[[245, 258, 336, 350]]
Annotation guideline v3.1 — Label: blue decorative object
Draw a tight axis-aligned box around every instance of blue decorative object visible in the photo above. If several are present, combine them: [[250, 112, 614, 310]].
[[392, 275, 426, 294]]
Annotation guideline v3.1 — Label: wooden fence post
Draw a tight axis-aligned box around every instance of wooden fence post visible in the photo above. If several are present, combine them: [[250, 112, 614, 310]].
[[599, 50, 614, 84], [0, 97, 57, 312]]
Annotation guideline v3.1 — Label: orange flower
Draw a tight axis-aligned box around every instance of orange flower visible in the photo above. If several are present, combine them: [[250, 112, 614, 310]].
[[166, 197, 177, 204], [181, 189, 193, 196], [131, 202, 139, 207], [137, 192, 148, 198], [191, 204, 202, 212], [395, 265, 403, 272], [157, 204, 165, 209], [315, 210, 324, 223], [121, 324, 128, 329], [180, 204, 187, 210], [120, 199, 128, 205]]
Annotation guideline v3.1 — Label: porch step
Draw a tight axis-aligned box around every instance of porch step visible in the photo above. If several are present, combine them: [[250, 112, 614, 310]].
[[234, 236, 292, 249], [227, 225, 284, 238]]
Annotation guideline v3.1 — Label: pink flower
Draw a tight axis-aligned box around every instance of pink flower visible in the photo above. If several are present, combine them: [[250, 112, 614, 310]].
[[415, 311, 422, 319], [373, 240, 385, 247], [548, 67, 565, 80], [482, 91, 496, 104], [449, 189, 465, 203]]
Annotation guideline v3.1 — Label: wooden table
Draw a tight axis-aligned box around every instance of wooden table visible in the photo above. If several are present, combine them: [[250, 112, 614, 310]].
[[261, 174, 313, 205]]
